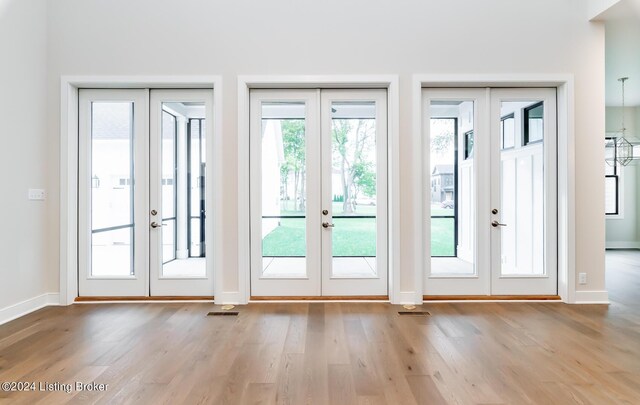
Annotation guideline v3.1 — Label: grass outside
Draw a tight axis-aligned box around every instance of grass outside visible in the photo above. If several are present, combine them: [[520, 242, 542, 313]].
[[262, 204, 455, 256]]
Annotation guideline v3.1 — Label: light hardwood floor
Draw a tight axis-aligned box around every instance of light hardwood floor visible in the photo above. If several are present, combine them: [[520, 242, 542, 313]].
[[1, 250, 640, 404]]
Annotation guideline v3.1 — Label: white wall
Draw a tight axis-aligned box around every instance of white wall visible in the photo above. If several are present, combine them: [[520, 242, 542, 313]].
[[42, 0, 606, 300], [0, 0, 55, 316]]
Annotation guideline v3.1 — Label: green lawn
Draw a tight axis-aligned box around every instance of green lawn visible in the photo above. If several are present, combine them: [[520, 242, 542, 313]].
[[262, 217, 377, 256], [262, 204, 455, 256]]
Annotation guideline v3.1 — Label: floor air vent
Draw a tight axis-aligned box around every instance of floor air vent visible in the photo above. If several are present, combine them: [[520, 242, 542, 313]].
[[398, 311, 431, 316], [207, 311, 239, 316]]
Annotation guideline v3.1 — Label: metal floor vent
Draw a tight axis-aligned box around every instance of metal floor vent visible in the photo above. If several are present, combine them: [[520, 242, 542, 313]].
[[398, 311, 431, 316], [207, 311, 239, 316]]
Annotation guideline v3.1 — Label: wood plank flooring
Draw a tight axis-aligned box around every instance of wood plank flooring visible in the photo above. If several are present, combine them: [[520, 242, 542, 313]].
[[0, 250, 639, 404]]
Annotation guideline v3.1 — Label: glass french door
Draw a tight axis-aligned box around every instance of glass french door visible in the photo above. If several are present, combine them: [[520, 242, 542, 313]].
[[149, 90, 214, 296], [78, 89, 214, 297], [423, 88, 557, 296], [250, 89, 388, 297]]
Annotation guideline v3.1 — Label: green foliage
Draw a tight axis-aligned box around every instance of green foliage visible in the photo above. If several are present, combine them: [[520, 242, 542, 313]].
[[332, 119, 377, 210], [352, 161, 376, 197], [430, 118, 455, 154], [280, 120, 305, 175]]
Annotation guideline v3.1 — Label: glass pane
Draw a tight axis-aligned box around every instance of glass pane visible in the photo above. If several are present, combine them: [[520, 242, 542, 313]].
[[500, 101, 545, 275], [92, 228, 133, 276], [501, 115, 515, 149], [190, 119, 203, 257], [330, 101, 378, 278], [605, 176, 618, 215], [91, 102, 134, 277], [261, 102, 307, 278], [605, 138, 616, 175], [162, 219, 176, 262], [525, 103, 544, 144], [161, 111, 177, 264], [160, 102, 207, 278], [429, 101, 475, 276]]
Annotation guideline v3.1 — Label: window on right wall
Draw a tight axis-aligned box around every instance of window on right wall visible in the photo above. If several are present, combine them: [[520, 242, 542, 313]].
[[605, 136, 620, 216]]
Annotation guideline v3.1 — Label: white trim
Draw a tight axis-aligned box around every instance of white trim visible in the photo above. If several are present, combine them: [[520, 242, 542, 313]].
[[0, 293, 60, 326], [238, 75, 401, 304], [214, 291, 244, 305], [574, 290, 610, 304], [59, 76, 223, 305], [413, 74, 581, 303], [397, 292, 420, 305], [605, 242, 640, 249], [74, 300, 213, 304]]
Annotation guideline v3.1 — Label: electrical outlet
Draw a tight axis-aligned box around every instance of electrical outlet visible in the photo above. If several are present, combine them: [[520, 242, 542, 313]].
[[578, 272, 587, 285], [28, 189, 46, 201]]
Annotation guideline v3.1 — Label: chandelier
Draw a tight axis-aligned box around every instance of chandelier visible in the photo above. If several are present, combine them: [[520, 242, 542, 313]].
[[606, 77, 639, 167]]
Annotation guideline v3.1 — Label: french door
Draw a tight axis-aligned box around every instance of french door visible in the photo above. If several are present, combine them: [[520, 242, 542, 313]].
[[78, 88, 214, 297], [423, 88, 557, 296], [249, 89, 388, 297]]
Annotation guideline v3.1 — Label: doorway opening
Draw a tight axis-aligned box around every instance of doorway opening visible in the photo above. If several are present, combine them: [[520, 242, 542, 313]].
[[250, 89, 388, 297]]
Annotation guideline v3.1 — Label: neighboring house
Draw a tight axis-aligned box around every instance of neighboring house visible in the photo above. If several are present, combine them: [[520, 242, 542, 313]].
[[431, 164, 454, 203]]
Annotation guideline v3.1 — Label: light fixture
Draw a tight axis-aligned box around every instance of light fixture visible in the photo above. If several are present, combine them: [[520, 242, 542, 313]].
[[607, 77, 639, 167]]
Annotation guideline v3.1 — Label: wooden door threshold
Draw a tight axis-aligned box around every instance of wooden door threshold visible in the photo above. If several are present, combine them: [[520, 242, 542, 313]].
[[251, 295, 389, 301], [423, 295, 561, 301], [75, 296, 214, 302]]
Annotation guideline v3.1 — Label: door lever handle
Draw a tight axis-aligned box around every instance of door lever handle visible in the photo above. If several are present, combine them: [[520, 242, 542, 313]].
[[491, 220, 507, 228], [322, 222, 335, 228], [150, 222, 166, 228]]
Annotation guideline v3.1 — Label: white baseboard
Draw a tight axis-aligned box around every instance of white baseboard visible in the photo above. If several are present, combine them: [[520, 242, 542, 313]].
[[397, 291, 422, 305], [0, 293, 60, 326], [574, 290, 609, 304], [605, 241, 640, 249], [215, 291, 245, 305]]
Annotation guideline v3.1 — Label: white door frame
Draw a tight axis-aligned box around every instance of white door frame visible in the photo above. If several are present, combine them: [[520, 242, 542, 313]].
[[59, 76, 223, 305], [489, 88, 558, 295], [249, 89, 322, 297], [320, 89, 388, 296], [422, 88, 490, 296], [78, 89, 149, 297], [413, 74, 576, 303], [149, 89, 215, 296], [238, 76, 400, 304]]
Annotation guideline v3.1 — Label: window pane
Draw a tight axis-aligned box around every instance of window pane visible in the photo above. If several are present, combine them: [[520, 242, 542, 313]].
[[189, 119, 203, 257], [91, 102, 134, 277], [501, 115, 515, 149], [525, 102, 544, 144], [331, 101, 378, 278], [92, 228, 133, 277], [429, 100, 475, 276], [605, 176, 618, 215], [162, 110, 177, 264], [605, 138, 616, 175], [160, 102, 207, 279], [261, 102, 307, 278]]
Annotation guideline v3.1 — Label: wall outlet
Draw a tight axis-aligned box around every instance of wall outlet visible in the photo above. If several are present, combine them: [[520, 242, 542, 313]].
[[578, 272, 587, 285], [28, 189, 46, 201]]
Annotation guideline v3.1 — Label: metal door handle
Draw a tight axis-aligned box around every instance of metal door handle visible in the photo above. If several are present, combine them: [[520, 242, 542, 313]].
[[150, 222, 166, 228], [322, 222, 335, 228], [491, 220, 507, 227]]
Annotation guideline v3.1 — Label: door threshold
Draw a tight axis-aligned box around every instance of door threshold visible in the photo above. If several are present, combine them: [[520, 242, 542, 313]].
[[423, 295, 561, 301], [250, 295, 389, 301], [75, 296, 214, 302]]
